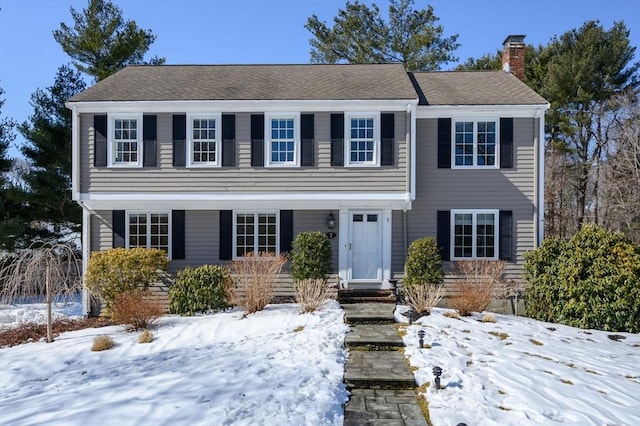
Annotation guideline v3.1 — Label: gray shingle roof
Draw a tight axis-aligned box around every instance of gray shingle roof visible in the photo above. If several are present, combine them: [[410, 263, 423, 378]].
[[410, 70, 548, 105], [69, 63, 418, 102]]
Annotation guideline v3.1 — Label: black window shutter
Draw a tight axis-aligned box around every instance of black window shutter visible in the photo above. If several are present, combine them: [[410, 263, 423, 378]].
[[251, 114, 264, 167], [173, 114, 186, 167], [172, 210, 185, 260], [438, 118, 451, 168], [143, 115, 157, 167], [500, 118, 514, 169], [222, 114, 236, 167], [219, 210, 233, 260], [280, 210, 294, 253], [436, 210, 451, 261], [94, 114, 107, 167], [301, 114, 314, 167], [499, 210, 513, 261], [381, 113, 395, 166], [330, 113, 344, 166], [112, 210, 126, 248]]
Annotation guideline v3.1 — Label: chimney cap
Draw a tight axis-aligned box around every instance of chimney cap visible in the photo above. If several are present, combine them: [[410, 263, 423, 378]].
[[503, 35, 526, 46]]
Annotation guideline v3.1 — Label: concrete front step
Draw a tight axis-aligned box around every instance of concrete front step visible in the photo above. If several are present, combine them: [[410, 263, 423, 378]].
[[344, 389, 428, 426], [339, 296, 397, 304], [346, 324, 405, 350], [338, 289, 397, 305], [344, 351, 416, 390]]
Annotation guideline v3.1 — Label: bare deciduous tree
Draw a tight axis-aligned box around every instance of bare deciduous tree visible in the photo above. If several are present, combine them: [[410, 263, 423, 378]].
[[0, 243, 82, 342]]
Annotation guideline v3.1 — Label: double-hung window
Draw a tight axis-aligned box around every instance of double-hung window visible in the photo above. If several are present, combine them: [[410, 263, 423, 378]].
[[451, 210, 498, 259], [188, 114, 221, 167], [453, 120, 498, 167], [127, 211, 171, 256], [346, 113, 379, 166], [234, 212, 278, 258], [109, 114, 142, 167], [266, 113, 299, 167]]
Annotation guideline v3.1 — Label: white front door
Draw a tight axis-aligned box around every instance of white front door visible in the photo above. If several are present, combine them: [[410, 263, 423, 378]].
[[349, 211, 382, 282]]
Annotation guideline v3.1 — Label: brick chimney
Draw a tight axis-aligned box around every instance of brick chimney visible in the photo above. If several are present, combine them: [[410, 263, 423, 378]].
[[502, 35, 526, 80]]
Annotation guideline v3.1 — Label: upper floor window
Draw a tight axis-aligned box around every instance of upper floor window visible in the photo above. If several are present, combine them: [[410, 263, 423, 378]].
[[451, 210, 498, 260], [234, 211, 278, 258], [127, 211, 171, 257], [109, 114, 142, 167], [346, 113, 379, 166], [188, 114, 221, 167], [266, 114, 299, 167], [453, 120, 498, 168]]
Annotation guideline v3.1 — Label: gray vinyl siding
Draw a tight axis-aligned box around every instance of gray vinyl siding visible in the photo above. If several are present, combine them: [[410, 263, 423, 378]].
[[407, 117, 538, 281], [88, 209, 338, 275], [80, 112, 408, 194]]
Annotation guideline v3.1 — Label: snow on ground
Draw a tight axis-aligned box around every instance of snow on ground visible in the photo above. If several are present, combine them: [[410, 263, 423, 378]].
[[0, 301, 349, 426], [0, 295, 84, 330], [396, 306, 640, 426]]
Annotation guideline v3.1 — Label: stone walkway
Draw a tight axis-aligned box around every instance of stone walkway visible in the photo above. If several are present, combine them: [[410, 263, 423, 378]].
[[342, 303, 428, 426]]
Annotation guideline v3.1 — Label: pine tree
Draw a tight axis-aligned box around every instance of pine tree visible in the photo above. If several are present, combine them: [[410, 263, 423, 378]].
[[53, 0, 165, 81], [18, 65, 86, 242], [305, 0, 459, 71]]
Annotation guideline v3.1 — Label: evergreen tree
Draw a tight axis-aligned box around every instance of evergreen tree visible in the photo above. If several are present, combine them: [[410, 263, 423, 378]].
[[0, 85, 26, 251], [18, 65, 86, 242], [306, 0, 459, 71], [53, 0, 165, 81]]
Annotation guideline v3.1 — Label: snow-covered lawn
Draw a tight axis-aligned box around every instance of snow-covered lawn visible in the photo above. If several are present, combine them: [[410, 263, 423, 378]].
[[3, 300, 640, 426], [0, 301, 349, 426], [397, 306, 640, 426]]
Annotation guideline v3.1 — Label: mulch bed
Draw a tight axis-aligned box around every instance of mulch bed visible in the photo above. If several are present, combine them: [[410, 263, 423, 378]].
[[0, 317, 113, 348]]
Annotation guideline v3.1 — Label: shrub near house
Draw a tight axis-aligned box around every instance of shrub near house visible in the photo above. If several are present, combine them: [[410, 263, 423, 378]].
[[524, 224, 640, 333]]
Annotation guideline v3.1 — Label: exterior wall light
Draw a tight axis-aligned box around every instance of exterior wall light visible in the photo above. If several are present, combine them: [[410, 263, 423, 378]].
[[327, 212, 336, 229]]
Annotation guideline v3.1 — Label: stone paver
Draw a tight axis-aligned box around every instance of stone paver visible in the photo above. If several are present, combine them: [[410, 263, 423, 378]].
[[344, 390, 428, 426], [342, 302, 428, 425]]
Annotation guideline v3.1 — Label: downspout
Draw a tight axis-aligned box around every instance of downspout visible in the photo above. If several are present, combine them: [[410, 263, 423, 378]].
[[80, 202, 91, 316], [536, 107, 547, 246]]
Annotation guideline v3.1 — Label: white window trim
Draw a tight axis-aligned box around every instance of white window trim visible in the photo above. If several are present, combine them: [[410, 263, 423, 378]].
[[450, 209, 499, 260], [345, 112, 380, 167], [107, 113, 143, 168], [232, 210, 280, 260], [451, 118, 500, 169], [265, 113, 300, 167], [186, 113, 222, 168], [125, 210, 172, 259]]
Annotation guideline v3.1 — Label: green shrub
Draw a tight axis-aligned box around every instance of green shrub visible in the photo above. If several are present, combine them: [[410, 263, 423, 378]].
[[404, 237, 444, 288], [169, 265, 232, 315], [290, 232, 332, 282], [85, 248, 169, 311], [524, 224, 640, 333]]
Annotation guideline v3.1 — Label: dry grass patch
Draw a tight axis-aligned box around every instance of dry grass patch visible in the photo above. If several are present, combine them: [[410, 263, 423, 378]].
[[443, 311, 460, 319], [92, 335, 114, 351], [488, 331, 509, 340], [293, 326, 305, 333], [530, 339, 544, 346], [138, 329, 153, 344], [481, 313, 497, 323]]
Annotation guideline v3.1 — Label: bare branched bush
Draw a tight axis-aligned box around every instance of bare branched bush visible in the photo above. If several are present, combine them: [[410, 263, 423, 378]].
[[92, 335, 114, 351], [448, 259, 507, 316], [229, 252, 288, 315], [0, 242, 83, 343], [293, 278, 332, 313], [403, 283, 445, 315], [111, 289, 164, 331]]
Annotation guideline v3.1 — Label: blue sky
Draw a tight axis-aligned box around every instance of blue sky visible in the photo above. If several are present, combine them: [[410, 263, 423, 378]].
[[1, 0, 638, 156]]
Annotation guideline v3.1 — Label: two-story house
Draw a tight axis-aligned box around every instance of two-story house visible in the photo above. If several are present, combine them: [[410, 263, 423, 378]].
[[67, 36, 548, 313]]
